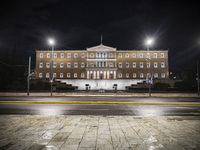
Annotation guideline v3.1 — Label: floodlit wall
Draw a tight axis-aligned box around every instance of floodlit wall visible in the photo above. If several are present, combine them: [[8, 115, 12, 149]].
[[56, 79, 144, 90]]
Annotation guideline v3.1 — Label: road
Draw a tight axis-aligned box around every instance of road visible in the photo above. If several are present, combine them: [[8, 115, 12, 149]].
[[0, 97, 200, 116]]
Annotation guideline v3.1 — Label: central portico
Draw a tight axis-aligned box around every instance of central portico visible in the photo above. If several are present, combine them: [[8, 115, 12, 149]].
[[86, 44, 117, 80]]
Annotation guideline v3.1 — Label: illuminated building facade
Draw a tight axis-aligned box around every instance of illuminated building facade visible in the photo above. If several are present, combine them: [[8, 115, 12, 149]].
[[35, 44, 169, 90]]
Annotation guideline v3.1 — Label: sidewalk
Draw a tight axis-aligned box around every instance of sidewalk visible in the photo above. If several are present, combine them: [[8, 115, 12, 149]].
[[0, 115, 200, 150], [0, 92, 199, 97]]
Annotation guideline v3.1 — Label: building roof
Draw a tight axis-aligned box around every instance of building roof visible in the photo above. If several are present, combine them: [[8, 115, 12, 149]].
[[87, 44, 116, 51]]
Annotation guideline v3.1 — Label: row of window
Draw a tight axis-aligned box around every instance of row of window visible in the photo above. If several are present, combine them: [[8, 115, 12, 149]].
[[39, 52, 165, 59], [39, 72, 166, 78], [39, 62, 166, 68]]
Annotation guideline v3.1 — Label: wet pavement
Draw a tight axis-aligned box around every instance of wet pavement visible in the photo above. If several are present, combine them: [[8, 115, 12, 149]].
[[0, 97, 200, 116], [0, 115, 200, 150]]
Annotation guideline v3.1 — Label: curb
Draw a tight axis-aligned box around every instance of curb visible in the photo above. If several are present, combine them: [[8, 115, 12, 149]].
[[0, 101, 200, 105]]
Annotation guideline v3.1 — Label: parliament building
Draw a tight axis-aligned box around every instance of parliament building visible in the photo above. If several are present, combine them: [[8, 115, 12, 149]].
[[35, 44, 169, 90]]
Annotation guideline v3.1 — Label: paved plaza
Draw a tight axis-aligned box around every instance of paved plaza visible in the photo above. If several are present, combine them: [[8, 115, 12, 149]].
[[0, 115, 200, 150]]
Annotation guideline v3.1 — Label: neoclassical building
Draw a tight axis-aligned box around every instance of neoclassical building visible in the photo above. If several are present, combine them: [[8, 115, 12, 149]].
[[35, 44, 169, 90]]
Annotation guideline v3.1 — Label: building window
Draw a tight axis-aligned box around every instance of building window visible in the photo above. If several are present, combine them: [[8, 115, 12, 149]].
[[140, 62, 143, 68], [126, 73, 129, 78], [126, 63, 129, 68], [147, 62, 150, 68], [109, 63, 113, 67], [74, 53, 78, 58], [53, 63, 57, 68], [154, 53, 157, 58], [161, 62, 165, 68], [47, 53, 50, 58], [100, 62, 103, 67], [133, 73, 136, 78], [125, 53, 129, 58], [119, 73, 122, 78], [140, 73, 144, 78], [60, 63, 64, 68], [139, 53, 143, 58], [103, 62, 106, 67], [133, 62, 136, 68], [97, 53, 99, 58], [90, 63, 94, 67], [74, 63, 78, 68], [147, 73, 151, 78], [147, 53, 150, 58], [39, 73, 42, 78], [154, 73, 158, 78], [133, 53, 136, 58], [67, 53, 71, 58], [67, 73, 70, 78], [60, 53, 64, 58], [81, 73, 84, 78], [109, 53, 113, 58], [119, 63, 122, 68], [81, 53, 85, 58], [60, 73, 63, 78], [74, 73, 77, 78], [154, 62, 158, 68], [119, 53, 122, 58], [81, 63, 85, 68], [54, 53, 57, 58], [161, 53, 164, 58], [39, 63, 43, 68], [53, 73, 56, 78], [40, 53, 43, 58], [162, 73, 165, 78], [46, 63, 50, 68], [90, 53, 94, 58], [46, 73, 49, 78], [67, 63, 71, 68], [104, 53, 106, 58]]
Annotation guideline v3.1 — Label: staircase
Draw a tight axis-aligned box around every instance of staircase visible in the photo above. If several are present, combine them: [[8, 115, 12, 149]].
[[53, 81, 78, 91]]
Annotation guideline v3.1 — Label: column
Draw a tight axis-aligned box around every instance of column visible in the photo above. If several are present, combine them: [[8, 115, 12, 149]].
[[104, 71, 106, 79], [97, 71, 99, 79], [94, 71, 96, 79], [87, 71, 89, 79], [114, 71, 116, 79], [107, 71, 110, 79]]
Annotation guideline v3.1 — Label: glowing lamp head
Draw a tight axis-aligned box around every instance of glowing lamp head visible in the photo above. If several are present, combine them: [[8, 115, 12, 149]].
[[49, 39, 55, 45], [146, 38, 154, 46]]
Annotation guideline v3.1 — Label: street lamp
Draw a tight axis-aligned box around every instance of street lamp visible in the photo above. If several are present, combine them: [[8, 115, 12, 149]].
[[145, 38, 154, 97], [49, 39, 55, 96]]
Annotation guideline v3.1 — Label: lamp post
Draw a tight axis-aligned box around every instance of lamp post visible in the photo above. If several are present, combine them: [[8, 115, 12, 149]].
[[146, 38, 154, 97], [197, 60, 200, 96], [49, 39, 54, 96]]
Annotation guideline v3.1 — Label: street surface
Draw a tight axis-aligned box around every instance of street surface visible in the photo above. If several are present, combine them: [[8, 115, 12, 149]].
[[0, 97, 200, 116]]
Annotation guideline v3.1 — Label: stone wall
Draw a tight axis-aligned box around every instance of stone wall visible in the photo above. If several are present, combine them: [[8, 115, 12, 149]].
[[56, 79, 144, 90]]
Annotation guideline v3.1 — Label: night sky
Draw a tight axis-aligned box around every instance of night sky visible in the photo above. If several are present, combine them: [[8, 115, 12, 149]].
[[0, 0, 200, 71]]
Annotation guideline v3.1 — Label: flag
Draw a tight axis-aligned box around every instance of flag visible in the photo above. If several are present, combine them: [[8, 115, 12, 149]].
[[101, 35, 103, 44], [146, 76, 149, 83], [150, 77, 153, 84]]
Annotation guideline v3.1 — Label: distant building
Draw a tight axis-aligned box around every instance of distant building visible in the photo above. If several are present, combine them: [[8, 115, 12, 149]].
[[35, 44, 169, 90]]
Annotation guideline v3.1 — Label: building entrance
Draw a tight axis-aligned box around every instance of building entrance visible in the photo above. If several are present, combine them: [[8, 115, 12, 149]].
[[100, 73, 103, 79]]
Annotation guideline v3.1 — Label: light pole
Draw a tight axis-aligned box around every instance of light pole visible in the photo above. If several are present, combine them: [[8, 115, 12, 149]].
[[146, 38, 154, 97], [197, 60, 199, 96], [49, 39, 54, 96]]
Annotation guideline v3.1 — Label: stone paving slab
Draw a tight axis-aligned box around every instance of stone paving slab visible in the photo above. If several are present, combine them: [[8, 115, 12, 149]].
[[0, 115, 200, 150]]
